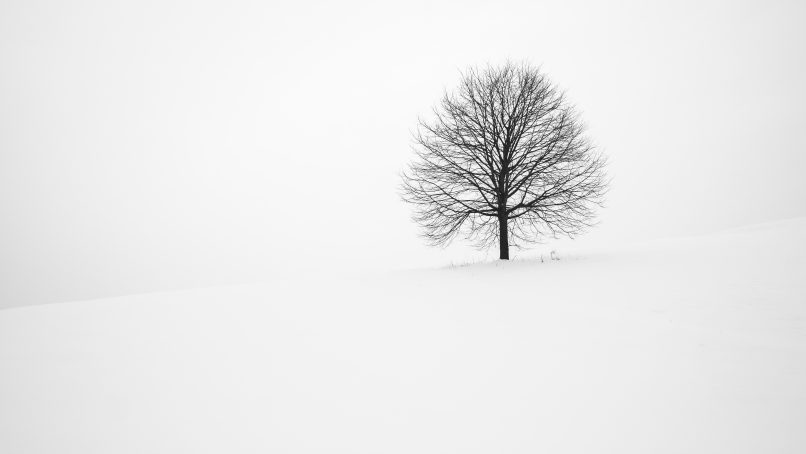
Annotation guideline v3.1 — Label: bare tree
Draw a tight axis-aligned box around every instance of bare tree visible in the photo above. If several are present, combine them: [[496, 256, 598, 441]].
[[401, 62, 607, 260]]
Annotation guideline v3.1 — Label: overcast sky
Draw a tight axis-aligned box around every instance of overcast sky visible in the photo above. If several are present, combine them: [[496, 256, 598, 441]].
[[2, 0, 805, 307]]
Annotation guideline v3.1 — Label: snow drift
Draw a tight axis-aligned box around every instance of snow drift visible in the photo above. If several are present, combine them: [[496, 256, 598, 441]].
[[1, 218, 805, 454]]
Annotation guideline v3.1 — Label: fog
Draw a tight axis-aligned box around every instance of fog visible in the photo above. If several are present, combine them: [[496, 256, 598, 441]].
[[2, 0, 805, 307]]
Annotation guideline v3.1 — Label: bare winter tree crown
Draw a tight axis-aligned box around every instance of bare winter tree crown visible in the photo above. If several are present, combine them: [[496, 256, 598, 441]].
[[401, 62, 608, 259]]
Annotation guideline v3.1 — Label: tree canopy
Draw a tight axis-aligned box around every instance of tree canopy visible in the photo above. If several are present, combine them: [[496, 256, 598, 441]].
[[401, 63, 608, 259]]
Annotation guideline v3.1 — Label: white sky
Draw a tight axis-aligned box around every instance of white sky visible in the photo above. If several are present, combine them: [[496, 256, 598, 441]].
[[2, 0, 805, 307]]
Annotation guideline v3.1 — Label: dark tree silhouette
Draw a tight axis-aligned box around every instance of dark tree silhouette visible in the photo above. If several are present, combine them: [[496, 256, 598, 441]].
[[401, 63, 607, 260]]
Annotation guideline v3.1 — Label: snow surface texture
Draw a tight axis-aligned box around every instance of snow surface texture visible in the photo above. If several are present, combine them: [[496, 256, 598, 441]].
[[1, 218, 805, 454]]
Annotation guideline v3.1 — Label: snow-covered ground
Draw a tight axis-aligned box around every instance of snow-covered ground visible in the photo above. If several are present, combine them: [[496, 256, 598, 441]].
[[1, 218, 805, 454]]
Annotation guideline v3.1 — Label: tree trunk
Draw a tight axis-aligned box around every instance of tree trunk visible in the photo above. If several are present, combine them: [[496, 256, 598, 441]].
[[498, 215, 509, 260]]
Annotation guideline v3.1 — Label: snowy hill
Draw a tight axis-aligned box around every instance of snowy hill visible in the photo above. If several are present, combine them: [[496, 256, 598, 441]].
[[1, 218, 805, 454]]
